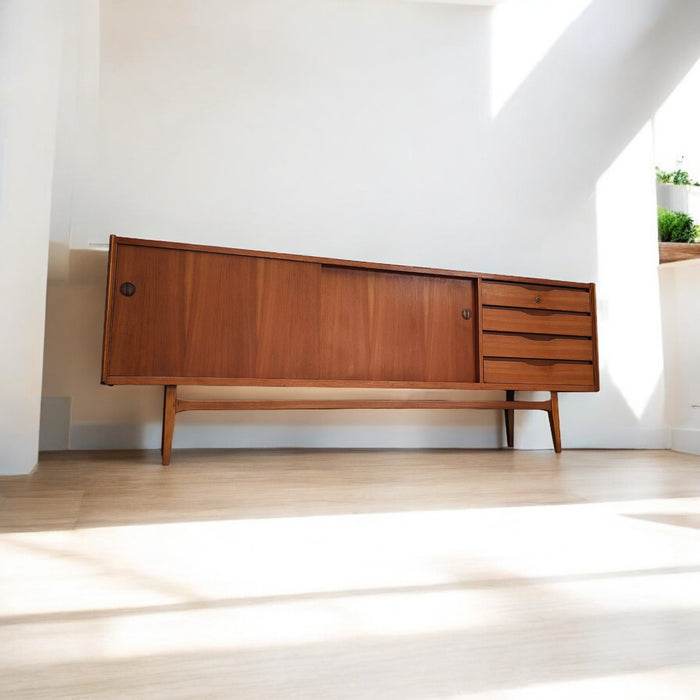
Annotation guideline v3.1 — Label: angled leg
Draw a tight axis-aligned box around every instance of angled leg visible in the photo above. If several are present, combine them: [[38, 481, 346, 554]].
[[547, 391, 562, 453], [504, 389, 515, 448], [161, 385, 177, 466]]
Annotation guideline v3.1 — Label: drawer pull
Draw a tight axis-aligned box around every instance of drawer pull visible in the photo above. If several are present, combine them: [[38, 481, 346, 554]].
[[535, 296, 541, 303], [461, 308, 472, 320]]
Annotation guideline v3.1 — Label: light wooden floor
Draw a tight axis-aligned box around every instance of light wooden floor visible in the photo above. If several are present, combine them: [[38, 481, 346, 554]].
[[1, 448, 700, 698]]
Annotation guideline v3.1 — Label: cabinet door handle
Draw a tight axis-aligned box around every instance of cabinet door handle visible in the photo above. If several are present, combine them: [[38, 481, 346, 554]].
[[120, 282, 136, 297], [461, 308, 472, 320]]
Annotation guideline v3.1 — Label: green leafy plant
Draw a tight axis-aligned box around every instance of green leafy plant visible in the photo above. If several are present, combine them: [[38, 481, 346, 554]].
[[656, 166, 700, 186], [658, 207, 698, 242]]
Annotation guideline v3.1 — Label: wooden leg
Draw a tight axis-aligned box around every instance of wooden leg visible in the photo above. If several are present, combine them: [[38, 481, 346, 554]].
[[161, 385, 177, 466], [547, 391, 562, 453], [504, 389, 515, 448]]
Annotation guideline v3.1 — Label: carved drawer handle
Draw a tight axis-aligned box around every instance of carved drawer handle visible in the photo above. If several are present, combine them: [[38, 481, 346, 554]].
[[120, 282, 136, 297]]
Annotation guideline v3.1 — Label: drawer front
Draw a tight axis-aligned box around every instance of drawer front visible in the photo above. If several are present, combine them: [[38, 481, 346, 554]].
[[483, 333, 593, 361], [482, 281, 591, 313], [482, 307, 592, 337], [483, 359, 595, 387]]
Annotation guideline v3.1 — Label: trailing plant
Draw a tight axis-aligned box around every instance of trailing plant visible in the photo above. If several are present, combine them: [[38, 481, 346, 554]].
[[658, 207, 697, 242], [655, 166, 700, 186]]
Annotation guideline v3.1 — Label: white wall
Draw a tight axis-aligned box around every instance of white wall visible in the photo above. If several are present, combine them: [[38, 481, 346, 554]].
[[659, 260, 700, 454], [655, 56, 700, 180], [0, 1, 65, 474], [655, 53, 700, 456], [40, 0, 700, 457]]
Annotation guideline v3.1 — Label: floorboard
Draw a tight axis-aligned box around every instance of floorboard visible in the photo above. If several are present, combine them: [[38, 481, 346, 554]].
[[1, 449, 700, 698]]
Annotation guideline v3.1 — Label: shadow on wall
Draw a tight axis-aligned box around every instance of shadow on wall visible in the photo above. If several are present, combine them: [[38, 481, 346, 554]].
[[42, 249, 162, 450], [479, 0, 700, 278], [480, 0, 698, 446]]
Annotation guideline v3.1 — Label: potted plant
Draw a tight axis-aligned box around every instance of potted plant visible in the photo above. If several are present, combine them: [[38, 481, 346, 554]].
[[656, 162, 700, 263], [655, 164, 700, 213], [657, 206, 700, 263]]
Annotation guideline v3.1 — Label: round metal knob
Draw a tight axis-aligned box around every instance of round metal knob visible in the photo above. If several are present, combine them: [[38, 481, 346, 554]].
[[120, 282, 136, 297], [461, 308, 472, 320], [535, 296, 541, 304]]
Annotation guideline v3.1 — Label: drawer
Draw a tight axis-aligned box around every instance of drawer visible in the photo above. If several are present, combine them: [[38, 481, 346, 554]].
[[482, 307, 592, 337], [482, 281, 591, 313], [483, 333, 593, 361], [483, 359, 595, 387]]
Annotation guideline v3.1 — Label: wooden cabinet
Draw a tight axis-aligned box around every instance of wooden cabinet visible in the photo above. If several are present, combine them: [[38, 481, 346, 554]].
[[102, 237, 599, 463]]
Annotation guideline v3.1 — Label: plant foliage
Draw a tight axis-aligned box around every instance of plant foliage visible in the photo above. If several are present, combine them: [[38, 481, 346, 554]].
[[655, 166, 700, 186], [657, 207, 698, 242]]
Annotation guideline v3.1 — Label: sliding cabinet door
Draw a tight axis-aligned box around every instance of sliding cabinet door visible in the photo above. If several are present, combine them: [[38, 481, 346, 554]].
[[320, 266, 476, 383], [107, 245, 258, 379], [106, 244, 320, 381]]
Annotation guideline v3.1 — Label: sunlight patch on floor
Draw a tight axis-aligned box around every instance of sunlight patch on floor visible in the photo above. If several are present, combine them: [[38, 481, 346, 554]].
[[1, 497, 699, 669], [453, 664, 700, 699]]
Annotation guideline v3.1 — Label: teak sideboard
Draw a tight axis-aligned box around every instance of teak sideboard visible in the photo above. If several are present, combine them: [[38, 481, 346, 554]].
[[101, 236, 599, 464]]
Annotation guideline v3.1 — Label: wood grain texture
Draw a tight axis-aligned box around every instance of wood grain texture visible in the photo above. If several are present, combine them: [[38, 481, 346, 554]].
[[483, 359, 595, 386], [548, 391, 562, 453], [100, 375, 596, 391], [100, 235, 120, 383], [475, 278, 484, 382], [482, 281, 591, 313], [174, 397, 553, 412], [254, 259, 320, 379], [107, 245, 321, 381], [483, 333, 593, 361], [504, 389, 515, 448], [658, 242, 700, 264], [2, 449, 700, 699], [319, 267, 475, 382], [108, 245, 258, 378], [590, 284, 601, 391], [482, 307, 593, 337], [5, 448, 700, 526], [161, 385, 177, 465]]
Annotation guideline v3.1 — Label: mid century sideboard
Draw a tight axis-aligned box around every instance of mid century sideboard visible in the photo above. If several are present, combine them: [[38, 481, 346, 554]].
[[101, 236, 599, 464]]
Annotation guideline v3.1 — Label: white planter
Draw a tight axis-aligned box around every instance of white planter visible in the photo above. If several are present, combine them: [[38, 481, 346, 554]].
[[689, 187, 700, 222], [656, 182, 690, 212]]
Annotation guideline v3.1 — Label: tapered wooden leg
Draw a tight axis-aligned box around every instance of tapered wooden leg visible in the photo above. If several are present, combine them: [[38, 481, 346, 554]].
[[504, 389, 515, 448], [547, 391, 562, 453], [161, 385, 177, 466]]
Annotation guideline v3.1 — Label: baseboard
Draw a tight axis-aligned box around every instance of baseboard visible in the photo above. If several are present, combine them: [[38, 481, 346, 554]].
[[69, 418, 503, 450], [67, 420, 671, 452], [671, 428, 700, 456]]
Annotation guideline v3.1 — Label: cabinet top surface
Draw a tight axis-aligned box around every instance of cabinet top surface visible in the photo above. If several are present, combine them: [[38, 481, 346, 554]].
[[110, 236, 594, 290]]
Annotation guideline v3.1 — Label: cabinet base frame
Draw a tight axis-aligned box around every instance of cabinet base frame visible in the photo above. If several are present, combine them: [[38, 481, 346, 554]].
[[160, 386, 562, 465]]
